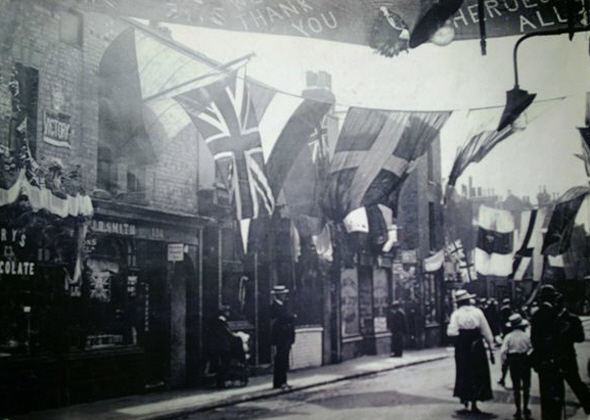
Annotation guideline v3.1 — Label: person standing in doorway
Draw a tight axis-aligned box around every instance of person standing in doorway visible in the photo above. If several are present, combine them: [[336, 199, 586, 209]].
[[270, 285, 296, 391], [388, 301, 407, 357]]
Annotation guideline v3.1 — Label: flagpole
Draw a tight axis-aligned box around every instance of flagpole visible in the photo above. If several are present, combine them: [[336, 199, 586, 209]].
[[142, 53, 255, 102], [254, 250, 259, 367]]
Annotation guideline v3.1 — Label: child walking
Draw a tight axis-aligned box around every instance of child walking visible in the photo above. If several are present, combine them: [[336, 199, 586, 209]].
[[500, 313, 533, 420]]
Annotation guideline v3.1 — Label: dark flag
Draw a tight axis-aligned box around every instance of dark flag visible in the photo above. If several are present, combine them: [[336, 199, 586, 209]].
[[542, 186, 590, 256], [475, 205, 515, 276]]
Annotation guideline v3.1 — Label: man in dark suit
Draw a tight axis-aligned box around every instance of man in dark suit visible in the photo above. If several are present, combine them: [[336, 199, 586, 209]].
[[555, 293, 590, 415], [530, 285, 564, 420], [388, 301, 407, 357], [270, 285, 296, 390]]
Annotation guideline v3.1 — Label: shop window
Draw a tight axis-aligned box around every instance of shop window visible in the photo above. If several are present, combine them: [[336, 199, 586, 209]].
[[127, 165, 146, 198], [60, 10, 83, 47]]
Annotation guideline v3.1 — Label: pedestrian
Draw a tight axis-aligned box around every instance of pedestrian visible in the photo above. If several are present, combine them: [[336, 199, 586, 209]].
[[530, 284, 564, 420], [554, 293, 590, 416], [270, 285, 296, 391], [388, 300, 407, 357], [447, 289, 495, 414], [499, 297, 514, 387], [500, 313, 533, 420]]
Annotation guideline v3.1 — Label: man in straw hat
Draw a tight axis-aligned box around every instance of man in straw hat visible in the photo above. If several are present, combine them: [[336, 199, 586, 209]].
[[447, 289, 495, 414], [270, 285, 296, 390], [500, 313, 532, 420]]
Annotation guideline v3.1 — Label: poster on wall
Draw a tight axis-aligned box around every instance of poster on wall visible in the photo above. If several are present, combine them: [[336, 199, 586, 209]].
[[340, 268, 359, 337], [43, 110, 72, 148]]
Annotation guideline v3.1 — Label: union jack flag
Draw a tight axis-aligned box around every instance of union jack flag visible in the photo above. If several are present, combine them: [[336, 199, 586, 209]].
[[174, 70, 274, 220]]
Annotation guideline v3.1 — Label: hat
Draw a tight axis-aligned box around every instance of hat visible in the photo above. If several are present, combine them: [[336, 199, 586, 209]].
[[271, 285, 289, 294], [501, 298, 511, 304], [538, 284, 558, 300], [454, 289, 476, 302], [508, 313, 529, 328], [391, 300, 401, 307]]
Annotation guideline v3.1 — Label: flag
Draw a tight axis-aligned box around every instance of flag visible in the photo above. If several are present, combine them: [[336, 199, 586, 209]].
[[101, 25, 230, 150], [253, 84, 333, 208], [445, 101, 561, 194], [458, 249, 477, 282], [542, 186, 590, 256], [475, 205, 515, 276], [312, 223, 334, 263], [424, 249, 444, 272], [577, 127, 590, 182], [510, 208, 546, 281], [323, 107, 450, 222], [445, 239, 475, 282], [174, 69, 275, 223]]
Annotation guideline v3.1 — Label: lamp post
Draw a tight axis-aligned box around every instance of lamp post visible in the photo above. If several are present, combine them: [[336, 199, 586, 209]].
[[498, 26, 590, 131]]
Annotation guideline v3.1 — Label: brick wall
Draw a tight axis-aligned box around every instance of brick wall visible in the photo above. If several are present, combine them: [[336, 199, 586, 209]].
[[0, 1, 207, 215], [290, 326, 323, 370]]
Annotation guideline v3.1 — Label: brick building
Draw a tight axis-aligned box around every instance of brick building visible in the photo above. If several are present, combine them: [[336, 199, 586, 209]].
[[0, 1, 216, 414]]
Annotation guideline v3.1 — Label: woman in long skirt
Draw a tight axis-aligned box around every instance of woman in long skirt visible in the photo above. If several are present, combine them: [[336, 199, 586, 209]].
[[447, 290, 495, 413]]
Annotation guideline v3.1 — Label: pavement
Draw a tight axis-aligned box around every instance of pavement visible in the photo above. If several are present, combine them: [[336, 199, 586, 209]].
[[9, 347, 452, 420]]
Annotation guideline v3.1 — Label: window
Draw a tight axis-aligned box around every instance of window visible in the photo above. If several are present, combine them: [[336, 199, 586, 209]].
[[60, 10, 83, 47], [97, 145, 118, 192], [126, 165, 146, 196]]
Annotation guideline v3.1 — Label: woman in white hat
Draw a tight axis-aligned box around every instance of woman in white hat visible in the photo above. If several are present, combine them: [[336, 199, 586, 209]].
[[447, 289, 495, 413]]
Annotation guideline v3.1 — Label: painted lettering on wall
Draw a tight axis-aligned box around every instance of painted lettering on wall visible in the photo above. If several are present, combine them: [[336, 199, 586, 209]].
[[91, 220, 136, 236]]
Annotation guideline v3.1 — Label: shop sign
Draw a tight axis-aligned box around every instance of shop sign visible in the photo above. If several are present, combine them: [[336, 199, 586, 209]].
[[167, 243, 184, 262], [91, 219, 136, 236], [0, 228, 35, 276], [43, 110, 72, 148]]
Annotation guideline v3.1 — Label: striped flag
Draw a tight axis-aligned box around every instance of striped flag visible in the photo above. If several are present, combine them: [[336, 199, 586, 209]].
[[445, 239, 476, 282], [323, 107, 450, 248], [475, 205, 515, 276], [510, 208, 546, 281]]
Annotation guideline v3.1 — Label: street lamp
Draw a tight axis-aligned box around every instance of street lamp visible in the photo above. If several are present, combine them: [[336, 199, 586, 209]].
[[498, 26, 590, 131]]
